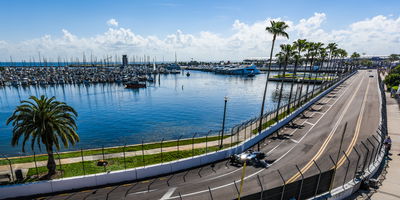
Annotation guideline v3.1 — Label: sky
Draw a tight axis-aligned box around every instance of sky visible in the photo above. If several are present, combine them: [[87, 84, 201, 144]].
[[0, 0, 399, 61]]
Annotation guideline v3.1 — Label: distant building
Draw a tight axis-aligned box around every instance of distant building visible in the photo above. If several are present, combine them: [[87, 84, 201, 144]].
[[122, 55, 128, 66]]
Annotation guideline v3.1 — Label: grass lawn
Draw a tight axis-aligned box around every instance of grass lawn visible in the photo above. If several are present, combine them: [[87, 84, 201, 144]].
[[26, 143, 238, 179], [0, 135, 229, 165]]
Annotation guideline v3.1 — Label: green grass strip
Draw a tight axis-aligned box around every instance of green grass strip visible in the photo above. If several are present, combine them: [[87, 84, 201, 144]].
[[25, 143, 238, 180], [0, 135, 229, 165]]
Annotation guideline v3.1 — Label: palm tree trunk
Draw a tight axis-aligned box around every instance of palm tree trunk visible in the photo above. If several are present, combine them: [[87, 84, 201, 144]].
[[286, 58, 298, 114], [275, 54, 288, 123], [258, 35, 276, 134], [305, 56, 314, 100], [297, 54, 309, 107], [46, 147, 57, 177]]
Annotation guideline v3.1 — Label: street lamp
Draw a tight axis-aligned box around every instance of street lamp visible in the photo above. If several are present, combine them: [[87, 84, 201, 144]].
[[220, 96, 229, 149]]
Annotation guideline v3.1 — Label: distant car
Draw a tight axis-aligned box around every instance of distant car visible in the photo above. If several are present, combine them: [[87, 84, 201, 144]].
[[230, 150, 268, 167], [369, 75, 374, 77], [368, 70, 372, 72]]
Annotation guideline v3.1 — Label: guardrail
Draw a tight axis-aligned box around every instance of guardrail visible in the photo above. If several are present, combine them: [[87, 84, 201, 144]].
[[0, 70, 357, 199]]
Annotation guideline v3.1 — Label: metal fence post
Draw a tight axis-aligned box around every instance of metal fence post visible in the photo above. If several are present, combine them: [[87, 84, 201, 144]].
[[208, 186, 214, 200], [192, 133, 197, 157], [2, 154, 14, 182], [123, 144, 126, 170], [142, 140, 145, 167], [205, 133, 209, 154], [33, 151, 39, 177], [178, 135, 182, 158], [342, 151, 351, 188], [295, 165, 304, 200], [80, 148, 85, 176], [361, 141, 370, 172], [313, 160, 322, 196], [233, 180, 240, 198], [256, 174, 264, 200], [329, 155, 337, 192], [56, 151, 62, 178], [353, 147, 362, 180], [102, 145, 106, 172], [367, 138, 376, 166], [372, 135, 381, 161], [161, 138, 164, 164], [277, 170, 286, 200]]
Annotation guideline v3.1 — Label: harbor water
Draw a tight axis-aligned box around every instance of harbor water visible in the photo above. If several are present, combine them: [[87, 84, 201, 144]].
[[0, 70, 310, 156]]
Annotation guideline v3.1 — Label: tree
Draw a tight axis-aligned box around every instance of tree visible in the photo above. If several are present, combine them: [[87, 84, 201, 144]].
[[7, 95, 79, 178], [326, 43, 338, 82], [292, 39, 308, 108], [275, 44, 294, 125], [258, 21, 289, 138]]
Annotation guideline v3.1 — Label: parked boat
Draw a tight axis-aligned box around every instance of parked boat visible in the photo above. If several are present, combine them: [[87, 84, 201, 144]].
[[124, 81, 146, 89]]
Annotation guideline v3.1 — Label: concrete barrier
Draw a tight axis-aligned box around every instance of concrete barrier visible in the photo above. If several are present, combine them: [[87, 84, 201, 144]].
[[0, 71, 356, 199]]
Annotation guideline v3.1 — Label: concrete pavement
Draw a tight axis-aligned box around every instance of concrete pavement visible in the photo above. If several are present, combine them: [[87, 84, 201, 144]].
[[370, 79, 400, 200]]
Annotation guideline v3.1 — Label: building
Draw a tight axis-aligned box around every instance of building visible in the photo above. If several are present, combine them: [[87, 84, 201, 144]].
[[122, 55, 128, 66]]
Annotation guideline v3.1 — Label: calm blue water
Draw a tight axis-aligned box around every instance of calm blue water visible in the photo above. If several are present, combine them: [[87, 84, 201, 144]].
[[0, 71, 305, 156]]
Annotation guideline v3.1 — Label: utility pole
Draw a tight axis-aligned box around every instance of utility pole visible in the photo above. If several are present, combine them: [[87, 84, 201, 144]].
[[220, 96, 229, 149]]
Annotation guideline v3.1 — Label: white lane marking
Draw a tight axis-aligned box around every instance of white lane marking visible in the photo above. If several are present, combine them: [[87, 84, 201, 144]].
[[305, 121, 315, 126], [128, 189, 157, 195], [160, 187, 177, 200], [290, 139, 299, 144], [167, 74, 361, 200], [273, 74, 363, 165], [203, 167, 242, 182]]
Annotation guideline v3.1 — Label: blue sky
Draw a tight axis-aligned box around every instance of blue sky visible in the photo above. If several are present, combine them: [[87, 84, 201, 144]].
[[0, 0, 399, 61]]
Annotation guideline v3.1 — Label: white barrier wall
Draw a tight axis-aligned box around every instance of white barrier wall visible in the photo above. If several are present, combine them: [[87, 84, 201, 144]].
[[0, 72, 356, 200]]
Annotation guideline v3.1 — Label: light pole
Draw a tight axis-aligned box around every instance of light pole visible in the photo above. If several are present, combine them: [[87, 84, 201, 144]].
[[220, 96, 228, 149]]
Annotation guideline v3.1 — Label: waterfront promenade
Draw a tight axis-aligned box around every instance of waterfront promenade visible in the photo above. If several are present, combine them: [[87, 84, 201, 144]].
[[370, 75, 400, 200]]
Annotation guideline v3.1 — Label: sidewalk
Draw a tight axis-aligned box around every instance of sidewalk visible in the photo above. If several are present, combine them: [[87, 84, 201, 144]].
[[371, 86, 400, 199]]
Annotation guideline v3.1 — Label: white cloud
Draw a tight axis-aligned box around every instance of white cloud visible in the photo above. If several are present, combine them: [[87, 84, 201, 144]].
[[1, 14, 399, 61], [106, 18, 119, 27]]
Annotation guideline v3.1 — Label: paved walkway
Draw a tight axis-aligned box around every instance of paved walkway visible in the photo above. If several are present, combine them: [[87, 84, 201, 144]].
[[370, 75, 400, 200]]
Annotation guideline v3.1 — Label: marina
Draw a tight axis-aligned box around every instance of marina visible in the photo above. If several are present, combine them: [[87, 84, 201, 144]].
[[0, 70, 310, 156]]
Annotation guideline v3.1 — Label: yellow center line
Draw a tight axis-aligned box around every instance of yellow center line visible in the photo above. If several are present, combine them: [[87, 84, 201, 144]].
[[335, 76, 371, 169], [286, 74, 365, 184]]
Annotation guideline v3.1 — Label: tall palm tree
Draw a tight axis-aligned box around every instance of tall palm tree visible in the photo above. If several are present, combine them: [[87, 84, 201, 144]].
[[289, 39, 307, 113], [275, 44, 293, 125], [297, 41, 314, 107], [350, 52, 360, 72], [258, 21, 289, 136], [326, 43, 338, 84], [7, 95, 79, 178], [304, 42, 318, 100], [337, 49, 348, 79], [310, 42, 324, 97]]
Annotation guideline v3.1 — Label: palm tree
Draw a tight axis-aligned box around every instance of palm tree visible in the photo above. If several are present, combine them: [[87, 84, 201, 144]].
[[289, 39, 307, 112], [316, 47, 328, 91], [326, 43, 338, 84], [7, 95, 79, 178], [350, 52, 360, 72], [297, 41, 314, 107], [310, 42, 325, 97], [258, 21, 289, 136], [337, 49, 348, 79], [275, 44, 293, 126]]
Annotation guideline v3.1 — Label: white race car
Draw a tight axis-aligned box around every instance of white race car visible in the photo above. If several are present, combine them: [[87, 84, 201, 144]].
[[230, 150, 268, 167]]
